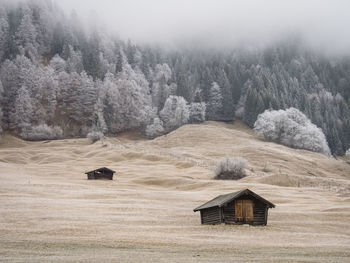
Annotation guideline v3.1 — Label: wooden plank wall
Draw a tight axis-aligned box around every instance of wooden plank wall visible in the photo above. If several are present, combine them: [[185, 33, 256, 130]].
[[252, 201, 267, 225], [223, 202, 236, 224], [200, 207, 222, 225]]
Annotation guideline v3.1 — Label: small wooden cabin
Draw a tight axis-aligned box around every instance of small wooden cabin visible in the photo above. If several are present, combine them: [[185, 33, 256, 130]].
[[85, 167, 115, 180], [193, 189, 275, 225]]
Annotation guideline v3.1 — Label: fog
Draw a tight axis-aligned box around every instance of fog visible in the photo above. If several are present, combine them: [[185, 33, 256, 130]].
[[58, 0, 350, 52]]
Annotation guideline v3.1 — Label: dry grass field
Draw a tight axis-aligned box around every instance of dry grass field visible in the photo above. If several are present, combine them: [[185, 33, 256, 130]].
[[0, 121, 349, 262]]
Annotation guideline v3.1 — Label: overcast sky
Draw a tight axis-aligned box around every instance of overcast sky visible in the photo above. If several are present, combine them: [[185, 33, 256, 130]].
[[57, 0, 350, 52]]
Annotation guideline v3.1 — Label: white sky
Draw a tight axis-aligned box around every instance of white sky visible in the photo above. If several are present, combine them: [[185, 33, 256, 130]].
[[56, 0, 350, 52]]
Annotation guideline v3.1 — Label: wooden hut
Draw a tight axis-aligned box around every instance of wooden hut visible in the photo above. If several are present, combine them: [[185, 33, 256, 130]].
[[193, 189, 275, 225], [85, 167, 115, 180]]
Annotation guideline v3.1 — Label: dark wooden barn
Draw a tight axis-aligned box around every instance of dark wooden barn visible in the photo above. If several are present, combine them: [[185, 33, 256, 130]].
[[85, 167, 115, 180], [193, 189, 275, 225]]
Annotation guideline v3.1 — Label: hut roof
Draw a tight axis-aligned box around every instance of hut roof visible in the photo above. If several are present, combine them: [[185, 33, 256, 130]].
[[193, 189, 275, 212], [85, 167, 116, 174]]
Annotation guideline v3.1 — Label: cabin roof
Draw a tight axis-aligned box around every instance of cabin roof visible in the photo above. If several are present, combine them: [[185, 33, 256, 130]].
[[193, 189, 275, 212], [85, 167, 116, 174]]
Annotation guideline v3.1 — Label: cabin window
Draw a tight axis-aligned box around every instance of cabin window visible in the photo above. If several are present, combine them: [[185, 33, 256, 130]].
[[235, 200, 254, 223]]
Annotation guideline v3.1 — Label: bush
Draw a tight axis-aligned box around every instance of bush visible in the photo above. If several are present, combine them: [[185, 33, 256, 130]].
[[254, 108, 331, 156], [145, 117, 165, 138], [214, 156, 248, 180], [87, 131, 104, 142], [22, 124, 63, 141]]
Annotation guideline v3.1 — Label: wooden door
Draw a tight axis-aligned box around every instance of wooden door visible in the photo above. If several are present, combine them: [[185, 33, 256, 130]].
[[235, 200, 243, 222], [235, 200, 254, 223]]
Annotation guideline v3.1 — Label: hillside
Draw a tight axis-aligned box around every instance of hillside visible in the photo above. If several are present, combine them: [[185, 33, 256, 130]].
[[0, 121, 349, 262]]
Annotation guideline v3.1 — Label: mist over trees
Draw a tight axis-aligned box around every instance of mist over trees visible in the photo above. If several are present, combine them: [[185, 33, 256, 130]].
[[0, 0, 349, 155]]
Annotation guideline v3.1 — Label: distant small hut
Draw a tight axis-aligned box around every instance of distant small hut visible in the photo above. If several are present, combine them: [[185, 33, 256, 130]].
[[193, 189, 275, 225], [85, 167, 115, 180]]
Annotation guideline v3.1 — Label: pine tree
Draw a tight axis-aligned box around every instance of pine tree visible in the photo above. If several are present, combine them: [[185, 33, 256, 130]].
[[13, 85, 33, 136], [207, 82, 223, 120], [15, 5, 38, 60]]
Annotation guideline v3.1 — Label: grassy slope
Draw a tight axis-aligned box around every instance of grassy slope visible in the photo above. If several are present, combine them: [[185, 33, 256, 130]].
[[0, 121, 349, 262]]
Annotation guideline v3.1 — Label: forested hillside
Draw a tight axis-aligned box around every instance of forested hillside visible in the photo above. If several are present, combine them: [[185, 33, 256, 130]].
[[0, 0, 349, 155]]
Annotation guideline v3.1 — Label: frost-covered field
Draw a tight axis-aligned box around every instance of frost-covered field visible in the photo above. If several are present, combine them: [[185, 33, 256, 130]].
[[0, 121, 349, 262]]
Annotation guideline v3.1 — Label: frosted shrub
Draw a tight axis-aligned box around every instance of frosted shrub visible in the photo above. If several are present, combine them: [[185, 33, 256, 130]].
[[145, 118, 165, 138], [87, 131, 104, 142], [214, 156, 248, 180], [23, 124, 63, 141], [254, 108, 331, 156], [346, 149, 350, 158]]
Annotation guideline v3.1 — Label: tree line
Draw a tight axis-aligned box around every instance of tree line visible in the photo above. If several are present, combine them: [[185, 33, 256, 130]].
[[0, 0, 349, 155]]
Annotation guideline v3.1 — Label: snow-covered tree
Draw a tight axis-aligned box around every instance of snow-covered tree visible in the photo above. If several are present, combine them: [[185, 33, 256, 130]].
[[207, 82, 222, 119], [346, 149, 350, 158], [189, 102, 206, 123], [151, 63, 173, 110], [0, 9, 9, 61], [145, 117, 165, 138], [0, 80, 3, 135], [87, 102, 107, 142], [25, 124, 63, 141], [254, 108, 331, 155], [66, 45, 84, 73], [114, 62, 152, 131], [160, 95, 189, 131], [13, 86, 33, 136], [15, 5, 38, 60], [50, 55, 66, 73], [0, 0, 349, 154]]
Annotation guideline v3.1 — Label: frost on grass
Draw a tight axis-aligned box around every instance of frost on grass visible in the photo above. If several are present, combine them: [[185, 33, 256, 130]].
[[254, 108, 331, 156], [214, 156, 248, 180]]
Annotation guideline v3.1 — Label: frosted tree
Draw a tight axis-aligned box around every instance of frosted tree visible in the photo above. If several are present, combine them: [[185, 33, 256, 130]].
[[113, 61, 153, 131], [87, 105, 107, 142], [151, 63, 173, 110], [0, 60, 18, 128], [346, 149, 350, 158], [0, 0, 349, 154], [66, 45, 84, 73], [25, 124, 63, 141], [0, 9, 9, 61], [243, 87, 265, 126], [218, 69, 234, 117], [189, 102, 206, 123], [80, 71, 97, 122], [160, 95, 189, 131], [13, 86, 33, 137], [0, 80, 3, 135], [207, 82, 223, 120], [50, 55, 66, 73], [33, 66, 58, 125], [145, 117, 165, 138], [54, 71, 96, 135], [254, 108, 331, 155], [98, 73, 120, 133], [15, 5, 38, 60]]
